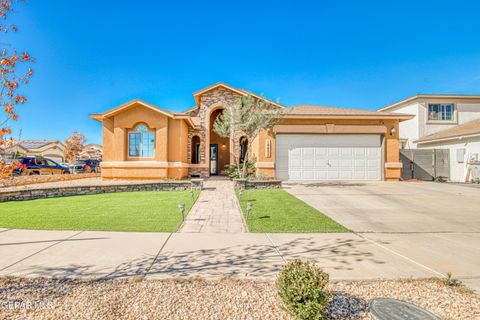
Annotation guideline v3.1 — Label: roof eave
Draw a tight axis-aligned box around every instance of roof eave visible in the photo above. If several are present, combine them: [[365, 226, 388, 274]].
[[283, 114, 414, 120], [379, 94, 480, 111], [89, 114, 103, 122], [416, 132, 480, 145]]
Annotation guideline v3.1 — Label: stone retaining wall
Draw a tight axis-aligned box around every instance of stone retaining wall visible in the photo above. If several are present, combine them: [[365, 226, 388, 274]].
[[233, 179, 282, 190], [0, 180, 203, 202], [0, 173, 100, 188]]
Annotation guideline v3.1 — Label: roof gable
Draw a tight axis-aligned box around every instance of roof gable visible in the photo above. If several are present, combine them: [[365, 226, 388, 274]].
[[193, 82, 284, 108], [89, 99, 196, 127]]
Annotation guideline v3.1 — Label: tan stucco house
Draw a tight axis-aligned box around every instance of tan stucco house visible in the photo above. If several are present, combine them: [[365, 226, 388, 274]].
[[90, 83, 412, 181]]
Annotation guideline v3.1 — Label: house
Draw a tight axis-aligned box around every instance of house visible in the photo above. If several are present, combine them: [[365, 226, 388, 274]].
[[379, 94, 480, 182], [79, 143, 103, 160], [89, 82, 412, 181], [3, 140, 66, 163]]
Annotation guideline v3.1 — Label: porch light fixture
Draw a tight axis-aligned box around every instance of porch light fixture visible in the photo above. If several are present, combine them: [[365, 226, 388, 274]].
[[390, 127, 396, 136], [178, 203, 185, 222], [246, 201, 252, 220]]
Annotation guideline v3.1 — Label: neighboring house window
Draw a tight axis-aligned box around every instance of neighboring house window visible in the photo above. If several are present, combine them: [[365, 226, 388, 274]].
[[428, 103, 454, 121], [128, 124, 154, 158]]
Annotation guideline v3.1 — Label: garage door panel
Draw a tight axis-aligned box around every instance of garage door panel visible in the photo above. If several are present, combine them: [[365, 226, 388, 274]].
[[327, 171, 340, 179], [315, 148, 327, 157], [302, 170, 315, 180], [302, 159, 315, 168], [276, 134, 382, 181], [315, 159, 328, 168], [315, 171, 328, 179], [340, 170, 353, 180], [340, 159, 353, 168]]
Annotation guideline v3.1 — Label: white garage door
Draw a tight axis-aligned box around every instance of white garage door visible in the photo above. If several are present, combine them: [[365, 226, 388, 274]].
[[276, 134, 382, 181]]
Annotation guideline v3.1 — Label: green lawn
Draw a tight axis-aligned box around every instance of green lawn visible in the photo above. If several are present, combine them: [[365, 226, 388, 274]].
[[237, 188, 348, 233], [0, 191, 199, 232]]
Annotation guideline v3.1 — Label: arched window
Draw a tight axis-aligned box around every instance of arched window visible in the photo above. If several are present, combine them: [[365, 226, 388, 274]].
[[128, 124, 155, 158], [191, 135, 200, 164]]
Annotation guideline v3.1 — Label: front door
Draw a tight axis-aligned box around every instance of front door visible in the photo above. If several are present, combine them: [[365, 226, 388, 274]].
[[210, 144, 218, 175]]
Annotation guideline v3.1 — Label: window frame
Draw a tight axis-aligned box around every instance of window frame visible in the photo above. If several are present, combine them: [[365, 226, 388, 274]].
[[127, 124, 155, 159], [427, 103, 456, 123]]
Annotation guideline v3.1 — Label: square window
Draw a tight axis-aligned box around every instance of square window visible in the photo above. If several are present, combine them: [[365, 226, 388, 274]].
[[428, 103, 454, 121]]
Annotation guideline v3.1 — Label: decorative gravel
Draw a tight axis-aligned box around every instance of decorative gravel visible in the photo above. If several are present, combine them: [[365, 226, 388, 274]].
[[0, 277, 478, 319]]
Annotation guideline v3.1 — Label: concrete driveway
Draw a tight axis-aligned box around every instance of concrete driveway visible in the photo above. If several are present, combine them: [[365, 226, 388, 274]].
[[284, 181, 480, 233], [284, 181, 480, 290]]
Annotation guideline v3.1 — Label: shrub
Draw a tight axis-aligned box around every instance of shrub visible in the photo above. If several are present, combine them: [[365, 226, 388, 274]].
[[277, 260, 331, 320], [444, 272, 462, 286], [225, 161, 256, 179]]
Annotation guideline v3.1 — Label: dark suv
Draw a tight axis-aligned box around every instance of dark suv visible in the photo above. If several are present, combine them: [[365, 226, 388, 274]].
[[73, 159, 100, 174], [13, 157, 70, 175]]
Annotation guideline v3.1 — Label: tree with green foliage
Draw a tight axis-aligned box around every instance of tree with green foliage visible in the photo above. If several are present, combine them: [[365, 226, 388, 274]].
[[213, 94, 282, 178]]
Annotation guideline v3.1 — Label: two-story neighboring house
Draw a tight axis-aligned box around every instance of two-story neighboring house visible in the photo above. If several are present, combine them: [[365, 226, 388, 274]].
[[379, 94, 480, 182]]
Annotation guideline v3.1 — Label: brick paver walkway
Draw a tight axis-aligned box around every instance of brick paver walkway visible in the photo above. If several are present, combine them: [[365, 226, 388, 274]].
[[179, 179, 247, 233]]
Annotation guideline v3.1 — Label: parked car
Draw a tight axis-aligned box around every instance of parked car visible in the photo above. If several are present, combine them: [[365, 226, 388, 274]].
[[13, 157, 70, 175], [72, 159, 100, 174]]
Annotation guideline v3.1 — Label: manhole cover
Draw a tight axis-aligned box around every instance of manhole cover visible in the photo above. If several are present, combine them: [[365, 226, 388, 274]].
[[369, 298, 440, 320]]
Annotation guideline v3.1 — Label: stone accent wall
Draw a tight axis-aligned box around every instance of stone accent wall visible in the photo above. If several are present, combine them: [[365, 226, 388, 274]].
[[0, 173, 100, 188], [187, 128, 206, 164], [0, 180, 204, 202], [185, 87, 245, 177], [188, 167, 209, 178], [233, 178, 282, 190]]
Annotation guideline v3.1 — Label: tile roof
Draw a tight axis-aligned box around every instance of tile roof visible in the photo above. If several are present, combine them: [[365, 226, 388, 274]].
[[416, 118, 480, 143], [18, 140, 59, 149], [285, 105, 411, 117]]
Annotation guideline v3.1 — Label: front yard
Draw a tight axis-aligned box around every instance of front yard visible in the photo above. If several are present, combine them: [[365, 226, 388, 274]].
[[0, 191, 199, 232], [237, 189, 348, 233]]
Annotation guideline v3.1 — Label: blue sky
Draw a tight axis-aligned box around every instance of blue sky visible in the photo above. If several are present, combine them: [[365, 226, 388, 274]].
[[6, 0, 480, 144]]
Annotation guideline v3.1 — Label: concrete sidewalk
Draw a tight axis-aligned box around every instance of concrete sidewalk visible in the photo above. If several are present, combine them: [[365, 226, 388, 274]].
[[1, 229, 478, 292]]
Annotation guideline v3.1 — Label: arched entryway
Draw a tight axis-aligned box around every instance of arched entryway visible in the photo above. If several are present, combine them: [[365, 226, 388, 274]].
[[191, 135, 200, 164], [209, 108, 230, 175]]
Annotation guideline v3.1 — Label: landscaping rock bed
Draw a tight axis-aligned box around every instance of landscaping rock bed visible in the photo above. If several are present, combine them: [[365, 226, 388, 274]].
[[0, 277, 477, 320]]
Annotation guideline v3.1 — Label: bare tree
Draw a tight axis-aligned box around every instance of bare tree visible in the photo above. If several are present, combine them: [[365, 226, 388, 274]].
[[63, 131, 86, 163], [213, 94, 283, 178]]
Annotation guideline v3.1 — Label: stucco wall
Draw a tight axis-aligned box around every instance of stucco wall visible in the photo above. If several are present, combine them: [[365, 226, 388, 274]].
[[101, 103, 189, 179], [389, 102, 420, 149]]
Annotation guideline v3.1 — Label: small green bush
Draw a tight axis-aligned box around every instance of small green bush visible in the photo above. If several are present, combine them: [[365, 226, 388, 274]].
[[277, 260, 331, 320], [225, 160, 256, 179]]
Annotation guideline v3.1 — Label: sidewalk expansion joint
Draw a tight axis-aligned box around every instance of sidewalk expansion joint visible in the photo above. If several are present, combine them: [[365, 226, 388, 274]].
[[0, 230, 84, 272], [355, 232, 445, 278], [145, 232, 173, 275], [265, 233, 286, 264]]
